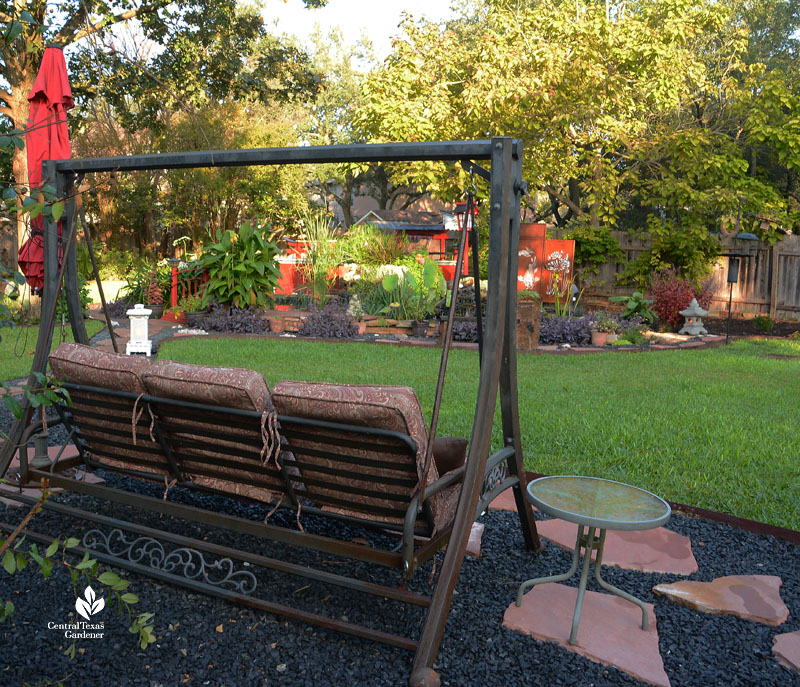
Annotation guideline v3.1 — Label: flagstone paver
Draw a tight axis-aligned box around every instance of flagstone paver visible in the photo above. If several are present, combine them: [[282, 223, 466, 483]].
[[653, 575, 789, 626], [505, 583, 670, 687], [465, 522, 485, 558], [773, 629, 800, 673], [536, 518, 698, 575], [489, 492, 696, 575], [488, 489, 519, 512]]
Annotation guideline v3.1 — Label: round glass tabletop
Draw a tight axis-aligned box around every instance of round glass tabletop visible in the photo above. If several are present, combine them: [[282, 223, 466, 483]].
[[527, 475, 671, 531]]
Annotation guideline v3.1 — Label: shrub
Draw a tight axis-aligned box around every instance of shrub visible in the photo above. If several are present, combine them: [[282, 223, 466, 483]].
[[297, 211, 340, 304], [339, 223, 409, 266], [202, 305, 269, 334], [298, 298, 357, 338], [753, 315, 774, 333], [562, 220, 623, 277], [145, 276, 163, 305], [538, 314, 595, 345], [452, 319, 479, 342], [119, 261, 168, 305], [55, 278, 92, 322], [609, 291, 655, 323], [199, 222, 281, 309], [649, 269, 716, 329], [381, 258, 446, 322], [619, 328, 649, 345], [105, 298, 131, 319]]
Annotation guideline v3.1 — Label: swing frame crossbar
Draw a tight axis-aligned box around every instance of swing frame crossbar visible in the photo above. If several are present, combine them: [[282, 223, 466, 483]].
[[0, 138, 540, 686]]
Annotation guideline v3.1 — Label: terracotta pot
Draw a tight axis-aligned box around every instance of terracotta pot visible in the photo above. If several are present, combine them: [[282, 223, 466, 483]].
[[267, 316, 285, 333], [590, 330, 608, 346], [356, 321, 367, 336]]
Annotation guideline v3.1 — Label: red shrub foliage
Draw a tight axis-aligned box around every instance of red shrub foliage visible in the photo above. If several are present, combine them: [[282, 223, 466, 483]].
[[649, 269, 716, 329]]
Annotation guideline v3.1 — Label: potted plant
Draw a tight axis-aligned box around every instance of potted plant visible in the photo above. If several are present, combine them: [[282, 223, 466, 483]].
[[591, 313, 615, 346], [182, 293, 207, 328], [517, 289, 541, 351], [267, 313, 285, 334], [145, 275, 164, 319], [162, 306, 187, 326]]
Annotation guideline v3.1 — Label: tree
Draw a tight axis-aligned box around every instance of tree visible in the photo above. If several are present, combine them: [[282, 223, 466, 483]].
[[0, 0, 327, 269], [360, 0, 799, 282]]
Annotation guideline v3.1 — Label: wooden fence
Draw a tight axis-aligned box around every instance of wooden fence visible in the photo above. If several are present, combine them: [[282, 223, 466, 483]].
[[549, 229, 800, 319]]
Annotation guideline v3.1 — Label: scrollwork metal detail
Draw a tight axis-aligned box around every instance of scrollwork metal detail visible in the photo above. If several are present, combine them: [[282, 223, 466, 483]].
[[82, 529, 257, 594], [481, 463, 507, 499]]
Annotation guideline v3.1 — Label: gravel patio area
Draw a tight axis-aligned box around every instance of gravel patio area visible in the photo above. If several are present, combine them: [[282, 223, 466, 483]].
[[1, 452, 797, 687]]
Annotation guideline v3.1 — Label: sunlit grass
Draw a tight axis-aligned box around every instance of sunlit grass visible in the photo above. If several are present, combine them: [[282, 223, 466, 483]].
[[0, 320, 105, 381], [157, 336, 800, 530]]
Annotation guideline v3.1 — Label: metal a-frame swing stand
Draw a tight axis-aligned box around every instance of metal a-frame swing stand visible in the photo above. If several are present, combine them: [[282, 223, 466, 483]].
[[0, 137, 540, 687]]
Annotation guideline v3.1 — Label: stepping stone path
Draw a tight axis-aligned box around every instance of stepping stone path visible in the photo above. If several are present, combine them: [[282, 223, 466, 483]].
[[536, 517, 698, 575], [653, 575, 789, 625], [489, 489, 796, 682], [504, 583, 670, 687]]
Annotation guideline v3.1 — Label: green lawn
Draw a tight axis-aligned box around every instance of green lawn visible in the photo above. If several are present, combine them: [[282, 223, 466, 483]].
[[157, 336, 800, 531], [0, 320, 105, 381]]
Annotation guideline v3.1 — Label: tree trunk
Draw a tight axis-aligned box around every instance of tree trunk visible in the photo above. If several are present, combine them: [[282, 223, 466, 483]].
[[4, 62, 37, 273], [341, 170, 355, 227]]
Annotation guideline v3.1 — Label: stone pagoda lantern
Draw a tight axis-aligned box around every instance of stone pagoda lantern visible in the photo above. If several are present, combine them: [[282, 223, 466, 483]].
[[126, 303, 153, 356], [678, 298, 708, 336]]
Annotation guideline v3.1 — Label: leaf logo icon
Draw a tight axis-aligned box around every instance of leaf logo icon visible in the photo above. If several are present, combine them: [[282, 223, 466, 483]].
[[75, 585, 105, 621]]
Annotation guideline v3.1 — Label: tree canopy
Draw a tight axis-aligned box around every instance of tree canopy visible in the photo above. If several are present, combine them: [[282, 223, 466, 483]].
[[359, 0, 800, 282], [0, 0, 327, 267]]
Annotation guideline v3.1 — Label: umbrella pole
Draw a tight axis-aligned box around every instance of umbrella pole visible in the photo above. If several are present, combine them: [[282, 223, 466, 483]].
[[0, 165, 82, 480]]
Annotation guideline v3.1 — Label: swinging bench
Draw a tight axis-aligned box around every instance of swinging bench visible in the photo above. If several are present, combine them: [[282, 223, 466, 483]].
[[0, 138, 540, 686]]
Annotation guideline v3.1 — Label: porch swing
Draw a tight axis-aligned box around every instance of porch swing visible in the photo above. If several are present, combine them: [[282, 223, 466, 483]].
[[0, 139, 540, 687]]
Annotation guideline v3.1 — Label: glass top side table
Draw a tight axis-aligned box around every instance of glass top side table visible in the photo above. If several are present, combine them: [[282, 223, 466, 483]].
[[516, 475, 671, 645]]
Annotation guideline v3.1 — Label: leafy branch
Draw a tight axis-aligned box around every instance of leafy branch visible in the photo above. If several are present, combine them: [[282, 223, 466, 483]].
[[0, 483, 156, 655]]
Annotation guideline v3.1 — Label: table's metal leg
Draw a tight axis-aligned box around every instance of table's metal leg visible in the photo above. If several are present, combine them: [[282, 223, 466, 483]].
[[594, 529, 649, 631], [568, 525, 595, 645], [516, 523, 582, 606]]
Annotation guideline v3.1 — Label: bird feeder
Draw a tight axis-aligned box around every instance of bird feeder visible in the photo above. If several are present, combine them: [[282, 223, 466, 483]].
[[724, 232, 760, 343], [126, 303, 152, 356], [678, 298, 708, 336]]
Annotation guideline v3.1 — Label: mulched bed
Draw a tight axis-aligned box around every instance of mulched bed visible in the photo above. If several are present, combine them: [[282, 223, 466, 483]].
[[1, 459, 797, 687], [699, 316, 800, 338]]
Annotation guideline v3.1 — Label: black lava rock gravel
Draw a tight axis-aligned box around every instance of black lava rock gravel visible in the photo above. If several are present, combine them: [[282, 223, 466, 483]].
[[0, 450, 797, 687]]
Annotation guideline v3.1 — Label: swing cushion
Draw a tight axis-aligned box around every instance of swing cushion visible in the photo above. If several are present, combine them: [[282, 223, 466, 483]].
[[271, 381, 460, 532], [141, 360, 284, 503], [48, 343, 168, 476], [49, 342, 150, 393], [142, 360, 275, 412]]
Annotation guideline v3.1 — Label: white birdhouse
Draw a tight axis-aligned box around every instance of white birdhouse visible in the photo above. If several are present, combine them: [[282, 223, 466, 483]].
[[126, 303, 153, 356]]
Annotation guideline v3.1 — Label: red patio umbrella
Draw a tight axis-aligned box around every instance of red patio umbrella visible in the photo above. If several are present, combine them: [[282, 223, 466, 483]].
[[18, 46, 73, 293]]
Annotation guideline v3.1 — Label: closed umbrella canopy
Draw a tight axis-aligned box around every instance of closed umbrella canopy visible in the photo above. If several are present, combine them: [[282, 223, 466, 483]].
[[18, 46, 73, 293]]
